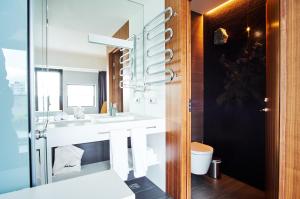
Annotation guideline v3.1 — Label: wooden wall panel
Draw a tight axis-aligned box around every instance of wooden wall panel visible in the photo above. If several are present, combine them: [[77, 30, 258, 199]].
[[108, 21, 128, 111], [109, 50, 123, 112], [266, 0, 280, 197], [279, 0, 300, 198], [165, 0, 190, 198], [191, 12, 204, 142], [107, 21, 129, 53]]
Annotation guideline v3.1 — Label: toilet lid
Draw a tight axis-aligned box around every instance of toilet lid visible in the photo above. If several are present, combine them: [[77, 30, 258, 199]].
[[191, 142, 213, 153]]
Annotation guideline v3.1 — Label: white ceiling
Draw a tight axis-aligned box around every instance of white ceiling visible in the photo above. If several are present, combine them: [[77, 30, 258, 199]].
[[191, 0, 229, 14], [46, 0, 229, 58], [47, 0, 144, 56]]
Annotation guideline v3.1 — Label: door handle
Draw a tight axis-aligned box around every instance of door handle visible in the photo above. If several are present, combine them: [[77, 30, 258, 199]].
[[259, 108, 270, 112]]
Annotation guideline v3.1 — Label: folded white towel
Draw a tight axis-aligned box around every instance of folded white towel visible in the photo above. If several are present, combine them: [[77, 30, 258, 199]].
[[53, 145, 84, 176], [110, 129, 129, 180], [131, 127, 148, 178]]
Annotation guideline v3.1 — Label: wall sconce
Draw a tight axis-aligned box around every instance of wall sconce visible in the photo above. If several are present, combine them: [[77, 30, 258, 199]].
[[214, 28, 229, 45], [254, 30, 263, 38]]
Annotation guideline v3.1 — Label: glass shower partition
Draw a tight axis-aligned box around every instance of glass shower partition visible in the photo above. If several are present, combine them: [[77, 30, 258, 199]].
[[0, 0, 31, 194], [32, 0, 49, 186]]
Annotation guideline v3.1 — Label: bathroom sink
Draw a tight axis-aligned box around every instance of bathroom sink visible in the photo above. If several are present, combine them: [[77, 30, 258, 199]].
[[50, 119, 92, 127], [91, 115, 135, 123], [37, 118, 92, 128]]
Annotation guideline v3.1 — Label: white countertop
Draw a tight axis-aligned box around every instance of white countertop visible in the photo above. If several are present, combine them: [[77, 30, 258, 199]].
[[36, 113, 151, 129], [0, 170, 135, 199], [44, 114, 165, 148]]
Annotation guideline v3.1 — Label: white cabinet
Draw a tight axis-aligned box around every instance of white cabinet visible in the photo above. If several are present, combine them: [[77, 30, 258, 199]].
[[35, 116, 165, 184]]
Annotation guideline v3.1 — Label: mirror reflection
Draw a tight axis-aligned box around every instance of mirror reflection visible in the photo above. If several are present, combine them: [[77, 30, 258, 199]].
[[34, 0, 144, 124]]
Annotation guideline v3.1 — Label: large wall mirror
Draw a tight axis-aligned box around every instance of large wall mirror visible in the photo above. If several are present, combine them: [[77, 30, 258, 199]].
[[34, 0, 144, 123]]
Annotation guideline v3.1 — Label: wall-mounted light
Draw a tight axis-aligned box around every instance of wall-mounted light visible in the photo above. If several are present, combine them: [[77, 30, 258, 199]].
[[214, 28, 229, 45], [271, 21, 279, 28], [254, 30, 263, 38], [246, 26, 251, 37], [206, 0, 236, 15]]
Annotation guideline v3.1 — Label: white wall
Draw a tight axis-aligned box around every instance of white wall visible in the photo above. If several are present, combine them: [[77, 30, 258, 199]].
[[121, 1, 144, 112], [144, 0, 166, 191], [143, 0, 166, 118], [48, 50, 108, 70], [129, 0, 166, 118], [128, 0, 166, 191], [35, 48, 108, 70]]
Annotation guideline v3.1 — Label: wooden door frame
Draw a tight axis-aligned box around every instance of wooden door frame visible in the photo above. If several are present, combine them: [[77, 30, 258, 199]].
[[165, 0, 191, 199], [278, 0, 300, 198], [266, 0, 300, 198]]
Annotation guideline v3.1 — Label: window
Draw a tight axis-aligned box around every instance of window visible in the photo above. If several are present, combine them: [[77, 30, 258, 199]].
[[67, 85, 95, 107], [35, 69, 62, 111]]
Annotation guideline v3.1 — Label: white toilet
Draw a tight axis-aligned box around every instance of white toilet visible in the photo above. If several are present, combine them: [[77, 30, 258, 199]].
[[191, 142, 214, 175]]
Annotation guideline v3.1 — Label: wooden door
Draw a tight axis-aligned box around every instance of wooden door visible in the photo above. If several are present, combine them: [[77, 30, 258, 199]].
[[109, 50, 123, 112]]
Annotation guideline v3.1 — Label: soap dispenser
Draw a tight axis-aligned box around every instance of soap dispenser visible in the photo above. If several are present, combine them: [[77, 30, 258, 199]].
[[109, 103, 117, 117], [111, 103, 117, 117]]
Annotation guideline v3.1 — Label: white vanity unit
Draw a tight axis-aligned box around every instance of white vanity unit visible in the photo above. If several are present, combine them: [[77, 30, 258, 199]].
[[36, 114, 165, 184]]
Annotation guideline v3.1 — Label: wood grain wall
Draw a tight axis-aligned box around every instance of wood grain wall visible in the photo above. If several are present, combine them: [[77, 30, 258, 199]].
[[108, 50, 123, 112], [191, 12, 204, 142], [107, 21, 129, 53], [279, 0, 300, 198], [165, 0, 190, 198]]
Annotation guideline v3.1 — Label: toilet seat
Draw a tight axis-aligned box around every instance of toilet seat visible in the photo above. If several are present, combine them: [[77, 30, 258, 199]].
[[191, 142, 213, 154]]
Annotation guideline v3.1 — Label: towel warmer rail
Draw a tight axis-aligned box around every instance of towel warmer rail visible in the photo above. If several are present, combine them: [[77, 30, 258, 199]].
[[144, 6, 175, 86], [119, 7, 175, 89]]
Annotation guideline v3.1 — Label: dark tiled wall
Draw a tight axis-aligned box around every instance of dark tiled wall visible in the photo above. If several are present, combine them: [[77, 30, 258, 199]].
[[52, 141, 110, 166], [203, 0, 266, 189], [75, 141, 110, 165], [53, 138, 132, 166]]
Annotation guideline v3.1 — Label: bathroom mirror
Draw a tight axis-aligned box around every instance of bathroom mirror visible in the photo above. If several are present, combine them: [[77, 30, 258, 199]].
[[34, 0, 144, 122]]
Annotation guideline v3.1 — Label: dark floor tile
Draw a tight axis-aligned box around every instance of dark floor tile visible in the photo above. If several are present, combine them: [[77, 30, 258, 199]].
[[126, 177, 171, 199], [191, 174, 265, 199], [135, 187, 168, 199], [126, 177, 156, 193]]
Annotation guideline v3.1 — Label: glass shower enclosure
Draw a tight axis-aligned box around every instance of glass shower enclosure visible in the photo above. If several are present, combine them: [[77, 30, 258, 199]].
[[0, 0, 31, 194]]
